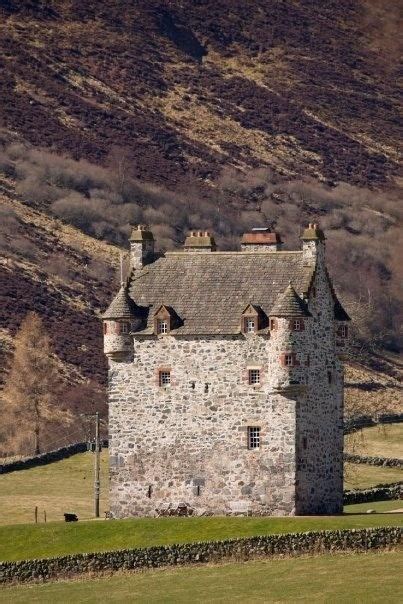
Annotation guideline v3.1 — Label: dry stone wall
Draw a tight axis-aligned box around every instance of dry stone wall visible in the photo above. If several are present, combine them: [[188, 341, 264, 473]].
[[1, 528, 400, 585]]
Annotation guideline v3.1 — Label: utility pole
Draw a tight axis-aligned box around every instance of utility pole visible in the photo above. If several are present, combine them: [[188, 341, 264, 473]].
[[80, 411, 101, 519], [94, 411, 100, 518]]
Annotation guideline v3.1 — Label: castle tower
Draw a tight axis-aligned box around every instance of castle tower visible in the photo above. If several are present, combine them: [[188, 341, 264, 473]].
[[129, 225, 155, 269], [268, 283, 312, 393], [102, 281, 142, 361]]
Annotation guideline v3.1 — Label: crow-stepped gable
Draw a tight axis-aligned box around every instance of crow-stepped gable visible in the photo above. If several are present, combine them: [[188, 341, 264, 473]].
[[102, 223, 350, 517]]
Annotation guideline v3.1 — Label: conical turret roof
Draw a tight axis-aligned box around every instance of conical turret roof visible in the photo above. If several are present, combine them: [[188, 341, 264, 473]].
[[270, 283, 311, 317], [102, 283, 140, 320]]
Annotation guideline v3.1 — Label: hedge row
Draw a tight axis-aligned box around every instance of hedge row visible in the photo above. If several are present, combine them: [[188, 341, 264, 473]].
[[344, 413, 403, 434], [344, 482, 403, 505], [344, 452, 403, 468], [1, 527, 401, 584]]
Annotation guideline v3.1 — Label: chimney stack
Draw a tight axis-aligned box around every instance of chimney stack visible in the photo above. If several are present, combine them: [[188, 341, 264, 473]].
[[129, 225, 155, 269], [301, 223, 326, 264], [241, 227, 282, 251], [184, 230, 216, 252]]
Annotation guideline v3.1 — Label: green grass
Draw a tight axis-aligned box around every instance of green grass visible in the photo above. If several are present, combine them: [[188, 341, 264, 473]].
[[344, 499, 403, 513], [0, 451, 109, 525], [3, 550, 402, 603], [345, 423, 403, 458], [0, 514, 402, 562], [344, 462, 402, 490]]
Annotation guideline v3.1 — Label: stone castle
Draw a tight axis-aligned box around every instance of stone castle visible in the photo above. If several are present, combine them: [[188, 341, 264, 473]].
[[102, 224, 350, 517]]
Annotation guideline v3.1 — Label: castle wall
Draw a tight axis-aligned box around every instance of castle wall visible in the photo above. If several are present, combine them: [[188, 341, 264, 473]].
[[108, 334, 297, 518]]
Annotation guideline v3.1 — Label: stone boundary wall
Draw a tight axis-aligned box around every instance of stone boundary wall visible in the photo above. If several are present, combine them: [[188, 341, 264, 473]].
[[343, 482, 403, 505], [1, 528, 401, 584], [0, 443, 87, 474], [344, 414, 403, 435], [344, 453, 403, 468]]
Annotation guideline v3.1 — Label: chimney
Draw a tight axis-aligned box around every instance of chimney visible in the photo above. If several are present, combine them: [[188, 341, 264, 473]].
[[184, 230, 216, 252], [129, 225, 155, 269], [301, 223, 326, 264], [241, 227, 282, 251]]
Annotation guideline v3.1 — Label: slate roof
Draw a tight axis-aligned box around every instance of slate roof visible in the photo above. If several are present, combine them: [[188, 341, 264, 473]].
[[270, 283, 312, 317], [102, 283, 142, 320], [128, 251, 315, 335]]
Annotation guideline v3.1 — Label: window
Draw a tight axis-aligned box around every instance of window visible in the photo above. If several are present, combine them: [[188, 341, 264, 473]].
[[302, 436, 307, 450], [103, 323, 108, 335], [157, 319, 169, 334], [327, 370, 332, 384], [270, 318, 277, 331], [244, 317, 256, 333], [285, 354, 294, 367], [338, 324, 348, 338], [292, 319, 302, 331], [248, 426, 260, 449], [159, 370, 171, 387], [120, 322, 129, 334], [248, 369, 260, 385]]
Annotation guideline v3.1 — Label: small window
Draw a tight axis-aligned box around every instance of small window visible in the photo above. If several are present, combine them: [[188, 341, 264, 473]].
[[285, 354, 294, 367], [247, 426, 260, 449], [103, 323, 107, 335], [338, 324, 348, 338], [270, 318, 277, 331], [244, 317, 256, 333], [120, 322, 129, 334], [327, 370, 332, 384], [302, 436, 307, 450], [248, 369, 260, 385], [292, 319, 301, 331], [159, 370, 171, 387], [157, 319, 169, 334]]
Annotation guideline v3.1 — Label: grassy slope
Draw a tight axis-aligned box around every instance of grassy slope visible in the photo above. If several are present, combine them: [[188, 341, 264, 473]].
[[3, 551, 403, 603], [345, 423, 403, 459], [344, 463, 402, 490], [0, 515, 402, 563]]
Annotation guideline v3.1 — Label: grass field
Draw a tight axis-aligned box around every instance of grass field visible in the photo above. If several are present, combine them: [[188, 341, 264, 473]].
[[344, 462, 402, 490], [0, 514, 402, 562], [0, 451, 109, 525], [345, 423, 403, 458], [344, 499, 402, 513], [3, 550, 402, 603]]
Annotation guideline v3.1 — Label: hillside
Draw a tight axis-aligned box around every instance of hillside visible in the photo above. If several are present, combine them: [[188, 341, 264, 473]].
[[0, 0, 401, 190], [0, 1, 401, 454]]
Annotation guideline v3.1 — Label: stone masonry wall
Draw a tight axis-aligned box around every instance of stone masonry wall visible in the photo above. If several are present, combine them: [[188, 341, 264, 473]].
[[108, 334, 297, 517]]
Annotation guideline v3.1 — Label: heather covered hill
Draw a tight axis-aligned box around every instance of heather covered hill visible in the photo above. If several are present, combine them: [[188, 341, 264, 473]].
[[0, 0, 401, 189]]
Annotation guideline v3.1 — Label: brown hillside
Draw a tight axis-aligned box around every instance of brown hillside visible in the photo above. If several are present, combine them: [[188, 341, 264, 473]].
[[0, 0, 401, 189]]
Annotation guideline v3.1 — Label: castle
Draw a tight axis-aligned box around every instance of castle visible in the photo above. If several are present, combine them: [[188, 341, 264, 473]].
[[102, 224, 350, 517]]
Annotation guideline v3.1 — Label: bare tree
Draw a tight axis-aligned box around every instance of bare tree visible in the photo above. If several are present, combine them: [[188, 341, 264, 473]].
[[2, 312, 68, 455]]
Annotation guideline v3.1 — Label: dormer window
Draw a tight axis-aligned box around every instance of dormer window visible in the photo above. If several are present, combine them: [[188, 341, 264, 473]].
[[241, 304, 264, 334], [153, 305, 179, 335], [337, 324, 348, 338]]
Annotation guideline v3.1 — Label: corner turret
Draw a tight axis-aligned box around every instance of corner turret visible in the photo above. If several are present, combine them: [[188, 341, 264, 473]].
[[102, 282, 142, 361], [268, 283, 312, 394]]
